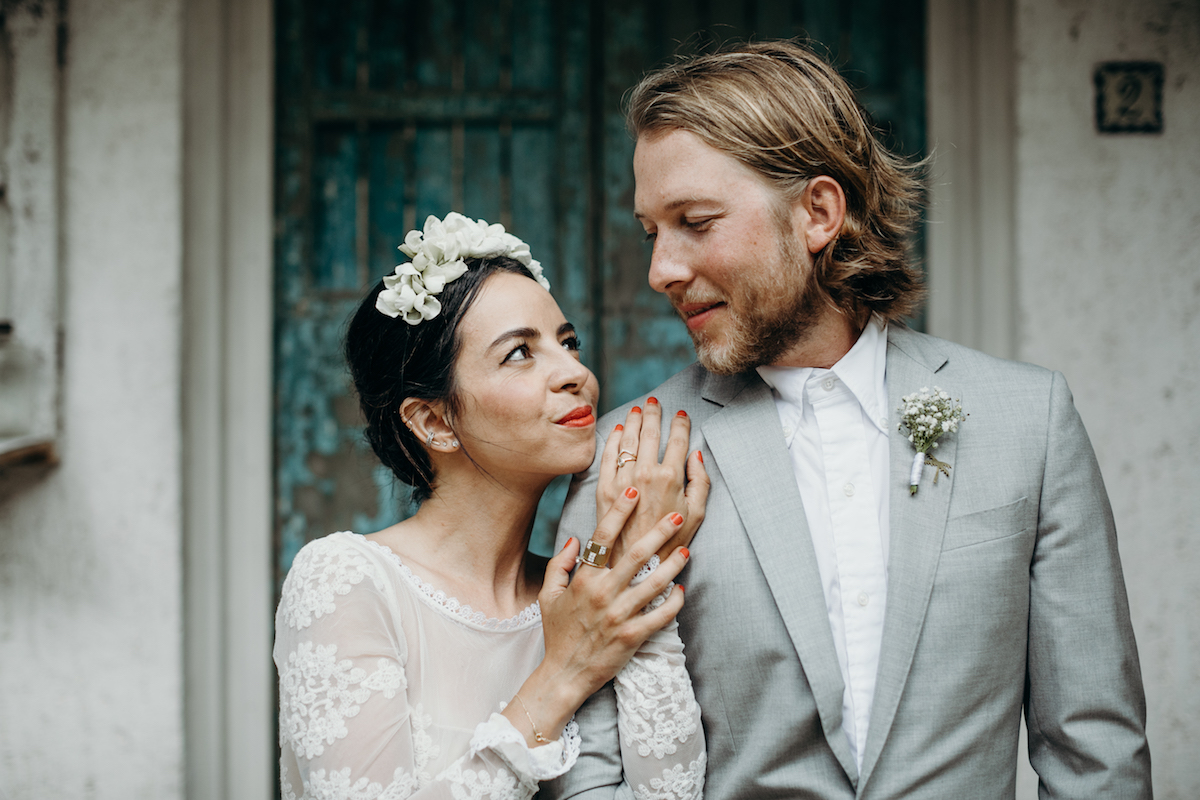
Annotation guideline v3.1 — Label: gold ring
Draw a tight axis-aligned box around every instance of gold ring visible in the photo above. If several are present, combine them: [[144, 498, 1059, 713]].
[[578, 539, 611, 568], [616, 451, 637, 468]]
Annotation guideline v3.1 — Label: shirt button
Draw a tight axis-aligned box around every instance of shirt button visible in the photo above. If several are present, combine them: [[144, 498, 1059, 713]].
[[858, 592, 870, 607], [782, 425, 793, 437], [878, 417, 888, 428], [822, 377, 835, 391], [843, 483, 855, 497]]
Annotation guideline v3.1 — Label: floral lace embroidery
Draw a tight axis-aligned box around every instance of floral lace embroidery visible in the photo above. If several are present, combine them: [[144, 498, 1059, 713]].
[[409, 702, 439, 788], [633, 754, 707, 800], [467, 713, 581, 782], [359, 538, 540, 631], [629, 555, 672, 614], [561, 719, 582, 770], [615, 653, 698, 759], [435, 761, 522, 800], [632, 555, 661, 583], [304, 766, 420, 800], [281, 758, 298, 800], [280, 642, 406, 759], [280, 535, 376, 631]]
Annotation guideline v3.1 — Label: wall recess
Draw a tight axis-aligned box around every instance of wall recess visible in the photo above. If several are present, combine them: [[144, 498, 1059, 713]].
[[0, 5, 62, 469]]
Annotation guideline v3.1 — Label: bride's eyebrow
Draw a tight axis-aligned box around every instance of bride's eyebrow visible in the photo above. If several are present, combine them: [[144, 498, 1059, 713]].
[[488, 327, 538, 352], [488, 322, 575, 352]]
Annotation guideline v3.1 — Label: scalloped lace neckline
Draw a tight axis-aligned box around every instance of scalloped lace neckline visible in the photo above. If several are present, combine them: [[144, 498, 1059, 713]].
[[355, 534, 542, 631]]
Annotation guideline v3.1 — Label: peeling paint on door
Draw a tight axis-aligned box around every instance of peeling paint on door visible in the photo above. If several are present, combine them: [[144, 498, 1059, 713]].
[[273, 0, 925, 595]]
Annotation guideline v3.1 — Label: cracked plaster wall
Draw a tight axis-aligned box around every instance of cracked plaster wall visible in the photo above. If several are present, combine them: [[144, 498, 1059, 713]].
[[1015, 1, 1199, 797], [0, 0, 184, 797]]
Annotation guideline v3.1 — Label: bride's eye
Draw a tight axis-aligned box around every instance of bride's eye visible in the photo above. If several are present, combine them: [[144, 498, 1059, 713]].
[[561, 335, 581, 352], [502, 343, 532, 363]]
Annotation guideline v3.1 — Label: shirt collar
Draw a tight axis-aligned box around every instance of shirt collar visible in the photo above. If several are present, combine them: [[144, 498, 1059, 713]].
[[756, 316, 890, 433]]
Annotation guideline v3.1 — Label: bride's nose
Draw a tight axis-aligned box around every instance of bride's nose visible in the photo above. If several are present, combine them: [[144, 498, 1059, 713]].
[[550, 351, 592, 394]]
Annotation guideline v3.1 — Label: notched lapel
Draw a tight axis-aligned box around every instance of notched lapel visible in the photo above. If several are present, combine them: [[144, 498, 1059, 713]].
[[858, 329, 959, 790], [701, 371, 859, 783]]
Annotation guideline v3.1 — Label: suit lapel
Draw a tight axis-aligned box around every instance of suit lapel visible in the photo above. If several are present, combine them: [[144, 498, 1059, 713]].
[[857, 327, 958, 791], [700, 370, 860, 783]]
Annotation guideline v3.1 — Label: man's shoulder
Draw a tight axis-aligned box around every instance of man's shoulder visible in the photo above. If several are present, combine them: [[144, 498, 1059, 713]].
[[888, 325, 1056, 388], [597, 361, 716, 428]]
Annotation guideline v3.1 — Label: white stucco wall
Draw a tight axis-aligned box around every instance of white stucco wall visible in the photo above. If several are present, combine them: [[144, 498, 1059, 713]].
[[0, 0, 185, 796], [1015, 1, 1199, 797]]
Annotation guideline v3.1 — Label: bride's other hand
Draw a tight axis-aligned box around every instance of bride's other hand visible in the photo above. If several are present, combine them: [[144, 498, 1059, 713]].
[[597, 398, 709, 561], [507, 486, 689, 747]]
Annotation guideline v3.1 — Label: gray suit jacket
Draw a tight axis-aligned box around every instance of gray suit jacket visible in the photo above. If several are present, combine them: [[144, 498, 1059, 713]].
[[546, 326, 1150, 800]]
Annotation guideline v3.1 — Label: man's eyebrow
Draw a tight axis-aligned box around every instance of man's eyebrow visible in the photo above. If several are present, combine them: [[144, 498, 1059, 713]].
[[634, 197, 719, 220]]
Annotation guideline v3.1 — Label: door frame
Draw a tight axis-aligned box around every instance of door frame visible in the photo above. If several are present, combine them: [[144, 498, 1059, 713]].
[[180, 0, 1016, 791], [926, 0, 1017, 359], [183, 0, 275, 796]]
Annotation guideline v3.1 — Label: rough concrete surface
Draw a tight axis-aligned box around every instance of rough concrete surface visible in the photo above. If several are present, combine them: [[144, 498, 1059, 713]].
[[1017, 1, 1200, 797], [0, 0, 185, 797]]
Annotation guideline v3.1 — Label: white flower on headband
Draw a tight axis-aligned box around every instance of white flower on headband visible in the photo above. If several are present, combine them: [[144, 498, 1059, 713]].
[[376, 212, 551, 325]]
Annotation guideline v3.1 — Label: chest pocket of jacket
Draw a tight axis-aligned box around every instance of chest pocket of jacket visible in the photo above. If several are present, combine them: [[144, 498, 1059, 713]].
[[942, 496, 1030, 552]]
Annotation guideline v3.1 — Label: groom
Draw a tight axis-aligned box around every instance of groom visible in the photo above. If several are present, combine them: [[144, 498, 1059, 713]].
[[549, 41, 1151, 799]]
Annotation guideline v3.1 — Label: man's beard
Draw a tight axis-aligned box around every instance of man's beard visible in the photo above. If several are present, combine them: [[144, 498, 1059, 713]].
[[682, 230, 824, 375]]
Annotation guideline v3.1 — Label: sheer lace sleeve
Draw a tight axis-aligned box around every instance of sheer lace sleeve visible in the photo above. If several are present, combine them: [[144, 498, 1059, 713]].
[[614, 559, 706, 800], [274, 535, 580, 800]]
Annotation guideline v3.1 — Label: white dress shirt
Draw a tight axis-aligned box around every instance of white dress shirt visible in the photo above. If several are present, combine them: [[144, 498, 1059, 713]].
[[757, 317, 890, 771]]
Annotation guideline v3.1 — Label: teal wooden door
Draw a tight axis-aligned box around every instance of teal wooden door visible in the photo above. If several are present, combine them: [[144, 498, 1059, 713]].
[[273, 0, 925, 589]]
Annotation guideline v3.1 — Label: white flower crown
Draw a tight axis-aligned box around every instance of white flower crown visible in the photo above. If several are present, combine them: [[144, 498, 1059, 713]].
[[375, 212, 551, 325]]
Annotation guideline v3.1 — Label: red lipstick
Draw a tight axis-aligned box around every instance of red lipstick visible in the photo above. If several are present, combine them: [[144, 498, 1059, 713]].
[[556, 406, 596, 428]]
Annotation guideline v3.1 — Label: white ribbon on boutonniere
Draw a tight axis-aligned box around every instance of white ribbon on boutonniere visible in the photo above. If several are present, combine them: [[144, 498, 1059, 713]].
[[898, 386, 966, 495]]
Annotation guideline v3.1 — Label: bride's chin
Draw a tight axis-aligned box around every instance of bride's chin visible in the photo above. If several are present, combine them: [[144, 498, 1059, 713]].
[[563, 445, 598, 477]]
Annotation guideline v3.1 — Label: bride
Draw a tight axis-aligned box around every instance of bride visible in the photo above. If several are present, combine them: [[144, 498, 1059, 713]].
[[274, 213, 709, 799]]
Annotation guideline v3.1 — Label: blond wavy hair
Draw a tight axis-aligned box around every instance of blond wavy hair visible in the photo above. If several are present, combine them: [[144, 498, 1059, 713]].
[[627, 40, 926, 323]]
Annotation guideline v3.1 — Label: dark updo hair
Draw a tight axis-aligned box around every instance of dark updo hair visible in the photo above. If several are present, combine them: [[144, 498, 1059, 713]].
[[345, 255, 542, 503]]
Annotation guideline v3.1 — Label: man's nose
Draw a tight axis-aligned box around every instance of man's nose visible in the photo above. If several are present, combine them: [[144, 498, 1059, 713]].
[[647, 233, 693, 294]]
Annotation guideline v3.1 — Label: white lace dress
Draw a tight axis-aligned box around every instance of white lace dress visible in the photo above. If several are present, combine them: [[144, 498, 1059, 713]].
[[275, 531, 706, 800]]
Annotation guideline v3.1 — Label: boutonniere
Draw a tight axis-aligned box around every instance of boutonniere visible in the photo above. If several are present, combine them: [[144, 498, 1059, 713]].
[[898, 386, 966, 495]]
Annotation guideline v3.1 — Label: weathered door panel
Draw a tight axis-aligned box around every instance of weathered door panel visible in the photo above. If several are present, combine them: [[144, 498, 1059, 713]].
[[274, 0, 924, 589]]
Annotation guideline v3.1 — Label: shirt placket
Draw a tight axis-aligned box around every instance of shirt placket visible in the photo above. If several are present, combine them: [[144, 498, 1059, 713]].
[[809, 373, 888, 767]]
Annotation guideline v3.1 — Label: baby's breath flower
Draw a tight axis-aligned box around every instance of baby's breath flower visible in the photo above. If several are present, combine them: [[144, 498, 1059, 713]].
[[898, 386, 966, 495]]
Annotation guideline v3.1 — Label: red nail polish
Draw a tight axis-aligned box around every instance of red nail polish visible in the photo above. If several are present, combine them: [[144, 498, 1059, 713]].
[[631, 406, 642, 414], [647, 396, 659, 405], [670, 512, 684, 526], [697, 450, 704, 463], [680, 547, 690, 559], [615, 424, 624, 432], [676, 409, 687, 418], [679, 585, 686, 593], [566, 537, 575, 548], [625, 486, 638, 499]]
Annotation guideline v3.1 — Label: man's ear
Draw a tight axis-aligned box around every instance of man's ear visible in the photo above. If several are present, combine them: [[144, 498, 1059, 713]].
[[795, 176, 846, 254], [400, 398, 457, 451]]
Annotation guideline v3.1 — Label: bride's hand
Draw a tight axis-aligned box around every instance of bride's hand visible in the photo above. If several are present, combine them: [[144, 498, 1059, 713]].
[[597, 398, 709, 562], [513, 486, 690, 743]]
